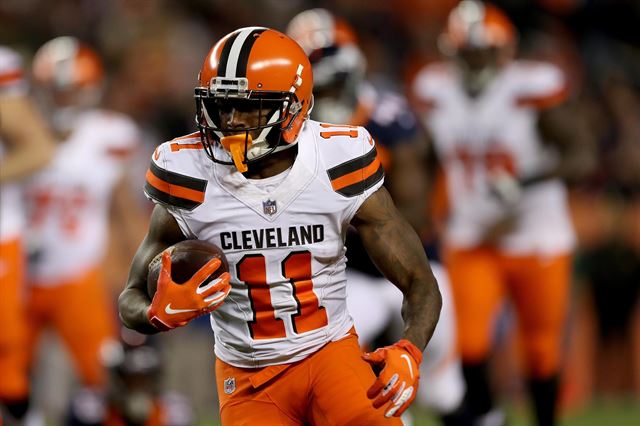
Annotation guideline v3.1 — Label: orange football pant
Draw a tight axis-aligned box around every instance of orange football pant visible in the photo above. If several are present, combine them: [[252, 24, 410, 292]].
[[445, 247, 571, 378], [26, 266, 115, 386], [215, 331, 403, 426], [0, 237, 29, 400]]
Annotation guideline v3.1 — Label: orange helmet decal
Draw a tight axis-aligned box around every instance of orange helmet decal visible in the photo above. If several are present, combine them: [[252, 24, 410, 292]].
[[442, 1, 516, 52]]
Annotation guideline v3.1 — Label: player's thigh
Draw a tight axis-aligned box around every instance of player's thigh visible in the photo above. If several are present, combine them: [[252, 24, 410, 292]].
[[0, 237, 30, 399], [216, 360, 305, 426], [346, 269, 395, 345], [307, 334, 402, 426], [53, 268, 115, 385], [0, 237, 26, 345], [444, 247, 505, 361], [507, 254, 571, 376]]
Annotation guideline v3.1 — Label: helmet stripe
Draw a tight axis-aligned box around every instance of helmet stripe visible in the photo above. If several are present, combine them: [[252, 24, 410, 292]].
[[236, 28, 266, 77], [224, 27, 266, 78], [217, 31, 240, 78]]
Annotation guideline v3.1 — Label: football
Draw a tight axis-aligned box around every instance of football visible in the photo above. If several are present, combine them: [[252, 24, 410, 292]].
[[147, 240, 229, 299]]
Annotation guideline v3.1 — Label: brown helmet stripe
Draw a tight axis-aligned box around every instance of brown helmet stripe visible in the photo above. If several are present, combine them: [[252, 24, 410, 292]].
[[217, 31, 240, 78]]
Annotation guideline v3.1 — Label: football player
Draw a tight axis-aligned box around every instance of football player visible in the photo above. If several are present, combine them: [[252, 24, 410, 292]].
[[22, 36, 145, 417], [411, 2, 595, 425], [0, 45, 55, 425], [287, 9, 470, 426], [119, 27, 442, 425]]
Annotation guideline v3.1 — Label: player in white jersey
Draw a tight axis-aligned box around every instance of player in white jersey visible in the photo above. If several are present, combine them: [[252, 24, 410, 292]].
[[119, 27, 442, 425], [411, 2, 595, 426], [22, 37, 143, 410], [287, 9, 471, 426], [0, 45, 55, 425]]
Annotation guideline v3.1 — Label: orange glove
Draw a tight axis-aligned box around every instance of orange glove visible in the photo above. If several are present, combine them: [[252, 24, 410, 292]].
[[362, 339, 423, 418], [147, 249, 231, 331]]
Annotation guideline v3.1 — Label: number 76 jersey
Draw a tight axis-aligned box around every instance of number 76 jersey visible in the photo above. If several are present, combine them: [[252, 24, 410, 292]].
[[144, 120, 384, 368]]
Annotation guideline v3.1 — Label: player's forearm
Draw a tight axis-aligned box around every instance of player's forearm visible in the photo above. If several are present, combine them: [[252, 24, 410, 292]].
[[118, 286, 158, 334], [401, 273, 441, 350]]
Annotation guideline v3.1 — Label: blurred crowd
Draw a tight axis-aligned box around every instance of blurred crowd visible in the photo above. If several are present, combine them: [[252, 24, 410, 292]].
[[1, 0, 639, 424]]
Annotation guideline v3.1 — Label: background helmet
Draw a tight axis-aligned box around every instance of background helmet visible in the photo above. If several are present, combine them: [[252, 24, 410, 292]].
[[195, 27, 313, 172], [439, 1, 516, 95], [286, 9, 366, 124], [32, 36, 104, 132]]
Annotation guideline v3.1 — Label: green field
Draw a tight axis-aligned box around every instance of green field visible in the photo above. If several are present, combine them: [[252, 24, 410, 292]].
[[411, 399, 640, 426]]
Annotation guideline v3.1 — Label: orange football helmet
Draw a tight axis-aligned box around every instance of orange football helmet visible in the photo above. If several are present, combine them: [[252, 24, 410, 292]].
[[440, 0, 516, 53], [32, 36, 104, 132], [286, 9, 366, 124], [32, 36, 103, 91], [439, 1, 516, 95], [195, 27, 313, 172]]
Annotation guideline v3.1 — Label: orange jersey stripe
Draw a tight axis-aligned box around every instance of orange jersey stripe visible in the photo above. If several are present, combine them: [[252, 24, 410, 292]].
[[331, 156, 382, 191], [145, 170, 205, 203], [0, 69, 22, 86]]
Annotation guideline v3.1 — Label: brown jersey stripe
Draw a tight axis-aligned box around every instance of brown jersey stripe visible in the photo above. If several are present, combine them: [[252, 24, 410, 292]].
[[327, 147, 379, 182], [148, 161, 207, 192], [334, 165, 384, 197], [330, 155, 382, 191], [144, 180, 202, 211], [145, 169, 205, 204]]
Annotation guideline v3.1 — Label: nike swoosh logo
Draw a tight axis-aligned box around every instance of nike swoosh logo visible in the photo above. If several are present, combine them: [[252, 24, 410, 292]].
[[165, 304, 199, 315], [400, 354, 414, 379]]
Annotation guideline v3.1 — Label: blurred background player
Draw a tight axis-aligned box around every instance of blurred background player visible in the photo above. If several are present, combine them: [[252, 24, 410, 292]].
[[411, 1, 596, 425], [0, 45, 55, 426], [67, 328, 194, 426], [287, 9, 470, 426], [22, 36, 145, 423]]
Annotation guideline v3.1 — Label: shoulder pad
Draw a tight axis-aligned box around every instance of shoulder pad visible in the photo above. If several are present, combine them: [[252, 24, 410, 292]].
[[312, 121, 384, 197], [511, 61, 568, 109], [143, 133, 208, 210], [0, 46, 26, 94]]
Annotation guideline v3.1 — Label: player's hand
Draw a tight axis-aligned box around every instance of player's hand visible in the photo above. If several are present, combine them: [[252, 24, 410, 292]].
[[362, 339, 423, 418], [147, 249, 231, 331]]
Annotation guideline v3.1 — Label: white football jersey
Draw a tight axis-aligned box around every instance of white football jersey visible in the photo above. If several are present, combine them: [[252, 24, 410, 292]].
[[144, 121, 384, 368], [25, 109, 140, 283], [0, 45, 28, 242], [413, 60, 575, 255]]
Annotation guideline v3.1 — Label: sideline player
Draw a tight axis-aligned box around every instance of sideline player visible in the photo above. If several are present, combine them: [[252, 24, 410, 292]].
[[119, 27, 442, 425], [23, 37, 144, 413], [287, 9, 470, 426], [411, 2, 595, 425], [0, 45, 55, 425]]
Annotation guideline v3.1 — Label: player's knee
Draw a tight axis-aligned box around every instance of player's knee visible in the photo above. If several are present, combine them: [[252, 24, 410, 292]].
[[524, 336, 560, 378]]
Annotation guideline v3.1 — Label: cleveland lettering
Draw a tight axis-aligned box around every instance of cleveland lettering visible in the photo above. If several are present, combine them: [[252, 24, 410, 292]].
[[220, 225, 325, 250]]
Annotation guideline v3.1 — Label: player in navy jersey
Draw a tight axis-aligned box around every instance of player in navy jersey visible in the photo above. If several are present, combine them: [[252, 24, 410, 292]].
[[288, 9, 471, 426]]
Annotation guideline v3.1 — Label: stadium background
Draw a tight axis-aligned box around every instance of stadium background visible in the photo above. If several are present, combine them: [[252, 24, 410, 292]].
[[1, 0, 639, 424]]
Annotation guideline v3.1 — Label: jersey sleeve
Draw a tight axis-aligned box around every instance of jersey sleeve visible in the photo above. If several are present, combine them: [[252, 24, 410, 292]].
[[515, 62, 569, 110], [0, 46, 27, 97], [143, 141, 207, 238], [318, 125, 385, 223], [410, 62, 451, 115], [102, 113, 141, 160]]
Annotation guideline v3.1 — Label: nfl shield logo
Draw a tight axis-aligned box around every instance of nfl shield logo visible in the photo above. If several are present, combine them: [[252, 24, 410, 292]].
[[224, 377, 236, 394], [263, 199, 277, 216]]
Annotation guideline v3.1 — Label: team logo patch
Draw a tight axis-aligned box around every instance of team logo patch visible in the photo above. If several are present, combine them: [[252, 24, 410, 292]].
[[263, 199, 277, 216], [224, 377, 236, 394]]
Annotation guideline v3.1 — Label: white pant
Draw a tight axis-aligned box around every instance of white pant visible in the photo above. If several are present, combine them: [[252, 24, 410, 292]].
[[346, 263, 466, 414]]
